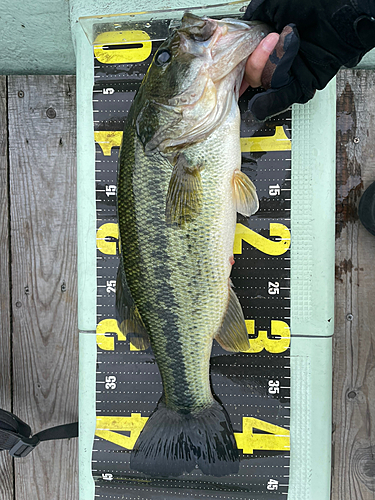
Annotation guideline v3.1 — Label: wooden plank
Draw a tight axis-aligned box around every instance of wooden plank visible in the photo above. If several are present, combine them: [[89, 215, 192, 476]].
[[0, 77, 15, 500], [332, 70, 375, 499], [8, 75, 78, 499]]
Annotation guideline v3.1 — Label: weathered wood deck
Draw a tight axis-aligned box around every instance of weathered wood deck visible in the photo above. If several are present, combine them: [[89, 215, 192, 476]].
[[0, 71, 374, 499], [0, 75, 78, 499], [332, 70, 375, 500]]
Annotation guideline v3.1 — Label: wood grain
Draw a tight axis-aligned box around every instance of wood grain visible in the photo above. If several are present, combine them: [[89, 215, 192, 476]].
[[0, 76, 15, 500], [332, 70, 375, 500], [8, 75, 78, 499]]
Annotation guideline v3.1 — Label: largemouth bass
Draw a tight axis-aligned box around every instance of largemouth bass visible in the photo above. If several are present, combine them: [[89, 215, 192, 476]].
[[116, 12, 270, 477]]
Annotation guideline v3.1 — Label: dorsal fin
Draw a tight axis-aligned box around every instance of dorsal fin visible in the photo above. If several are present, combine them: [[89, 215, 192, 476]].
[[116, 259, 150, 350]]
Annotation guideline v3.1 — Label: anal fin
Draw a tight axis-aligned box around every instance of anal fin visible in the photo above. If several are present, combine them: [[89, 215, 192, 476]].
[[116, 259, 150, 350], [233, 170, 259, 216], [215, 287, 250, 352]]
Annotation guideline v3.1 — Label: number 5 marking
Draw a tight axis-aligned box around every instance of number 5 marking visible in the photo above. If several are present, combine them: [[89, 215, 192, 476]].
[[233, 223, 290, 256]]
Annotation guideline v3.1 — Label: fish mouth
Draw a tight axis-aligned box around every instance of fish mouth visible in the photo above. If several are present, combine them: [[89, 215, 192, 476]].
[[156, 14, 270, 152], [178, 12, 272, 90], [180, 12, 218, 41], [170, 13, 270, 111], [210, 19, 271, 83], [179, 13, 271, 83]]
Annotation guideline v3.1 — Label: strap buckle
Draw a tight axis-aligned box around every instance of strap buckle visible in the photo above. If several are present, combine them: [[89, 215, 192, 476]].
[[9, 436, 39, 458]]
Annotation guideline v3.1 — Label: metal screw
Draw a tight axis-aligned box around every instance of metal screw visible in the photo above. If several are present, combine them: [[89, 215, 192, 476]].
[[348, 391, 357, 399], [354, 137, 360, 144], [346, 313, 354, 321], [46, 107, 56, 119], [61, 281, 67, 293], [24, 286, 30, 295], [15, 301, 22, 308], [18, 90, 24, 98]]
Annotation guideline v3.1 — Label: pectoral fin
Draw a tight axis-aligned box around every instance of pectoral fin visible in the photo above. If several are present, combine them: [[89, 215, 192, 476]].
[[165, 154, 203, 227], [215, 287, 250, 352], [233, 170, 259, 216], [116, 259, 150, 350]]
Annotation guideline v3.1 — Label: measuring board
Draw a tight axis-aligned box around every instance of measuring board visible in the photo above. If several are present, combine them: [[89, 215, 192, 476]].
[[92, 18, 292, 500]]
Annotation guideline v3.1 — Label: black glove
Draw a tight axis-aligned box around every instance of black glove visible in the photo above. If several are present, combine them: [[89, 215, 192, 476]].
[[244, 0, 375, 120]]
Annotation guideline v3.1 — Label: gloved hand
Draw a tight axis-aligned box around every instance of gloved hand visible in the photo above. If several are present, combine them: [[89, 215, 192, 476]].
[[244, 0, 375, 120]]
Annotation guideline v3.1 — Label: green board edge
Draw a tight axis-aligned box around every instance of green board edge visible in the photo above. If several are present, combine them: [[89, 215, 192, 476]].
[[291, 79, 336, 338], [75, 20, 97, 500], [288, 80, 335, 499]]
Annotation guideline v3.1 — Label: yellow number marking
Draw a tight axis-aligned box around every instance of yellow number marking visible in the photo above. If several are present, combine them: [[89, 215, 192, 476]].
[[96, 414, 148, 449], [244, 320, 290, 353], [233, 223, 290, 256], [97, 318, 289, 354], [241, 126, 291, 152], [94, 30, 152, 64], [94, 127, 290, 156], [94, 131, 123, 156], [96, 223, 119, 255], [95, 414, 290, 454], [96, 318, 142, 351], [96, 319, 124, 351], [235, 417, 290, 454]]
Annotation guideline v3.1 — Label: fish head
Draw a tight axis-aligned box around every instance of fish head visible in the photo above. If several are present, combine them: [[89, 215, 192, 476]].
[[135, 13, 270, 154]]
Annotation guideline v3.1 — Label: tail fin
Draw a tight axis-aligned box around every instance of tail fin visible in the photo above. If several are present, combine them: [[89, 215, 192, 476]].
[[130, 399, 239, 477]]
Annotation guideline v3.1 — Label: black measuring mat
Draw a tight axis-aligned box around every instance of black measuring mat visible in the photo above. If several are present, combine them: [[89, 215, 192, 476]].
[[92, 19, 291, 500]]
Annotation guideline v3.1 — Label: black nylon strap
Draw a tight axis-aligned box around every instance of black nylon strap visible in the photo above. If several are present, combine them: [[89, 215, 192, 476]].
[[36, 422, 78, 442], [0, 408, 78, 458]]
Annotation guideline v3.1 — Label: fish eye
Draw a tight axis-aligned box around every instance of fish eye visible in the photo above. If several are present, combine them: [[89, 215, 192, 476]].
[[155, 49, 172, 66]]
